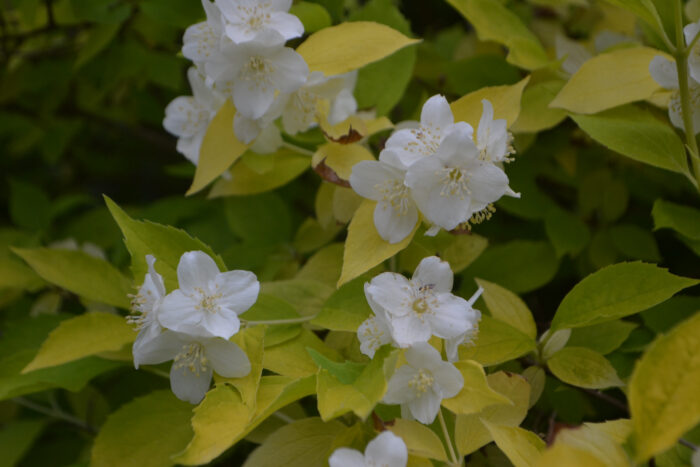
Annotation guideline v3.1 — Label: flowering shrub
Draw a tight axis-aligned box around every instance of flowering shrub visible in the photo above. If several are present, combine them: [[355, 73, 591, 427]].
[[2, 0, 700, 466]]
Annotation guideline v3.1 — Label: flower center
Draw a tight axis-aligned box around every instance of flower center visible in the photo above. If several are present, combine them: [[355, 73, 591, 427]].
[[375, 179, 411, 215], [405, 125, 442, 156], [361, 317, 385, 351], [173, 343, 209, 376], [408, 368, 434, 396], [238, 4, 272, 32], [439, 167, 471, 199], [243, 56, 275, 91], [194, 287, 222, 313]]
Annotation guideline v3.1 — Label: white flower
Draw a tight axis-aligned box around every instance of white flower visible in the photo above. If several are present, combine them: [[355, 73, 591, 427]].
[[281, 71, 357, 135], [649, 55, 700, 134], [134, 330, 250, 404], [163, 67, 225, 164], [217, 0, 303, 45], [129, 255, 167, 359], [328, 431, 408, 467], [249, 120, 284, 153], [444, 286, 483, 362], [213, 34, 308, 119], [364, 256, 481, 347], [182, 0, 227, 71], [158, 251, 260, 340], [383, 94, 471, 167], [383, 343, 463, 424], [685, 20, 700, 84], [233, 98, 284, 144], [350, 150, 419, 244], [357, 305, 394, 358], [476, 99, 513, 164], [405, 124, 510, 232]]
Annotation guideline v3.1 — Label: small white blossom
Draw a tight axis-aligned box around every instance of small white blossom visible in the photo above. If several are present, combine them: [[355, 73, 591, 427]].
[[357, 299, 394, 358], [158, 251, 260, 340], [213, 34, 308, 119], [383, 343, 463, 424], [217, 0, 303, 45], [476, 99, 513, 164], [649, 55, 700, 134], [134, 330, 250, 404], [129, 255, 167, 359], [182, 0, 227, 72], [163, 68, 225, 164], [383, 94, 471, 167], [350, 151, 418, 244], [405, 124, 510, 232], [328, 431, 408, 467], [364, 256, 481, 348], [444, 286, 483, 362], [233, 98, 284, 144]]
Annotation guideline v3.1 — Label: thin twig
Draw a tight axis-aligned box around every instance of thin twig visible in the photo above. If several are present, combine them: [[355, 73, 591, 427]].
[[580, 388, 629, 413], [13, 397, 96, 434], [679, 438, 699, 451]]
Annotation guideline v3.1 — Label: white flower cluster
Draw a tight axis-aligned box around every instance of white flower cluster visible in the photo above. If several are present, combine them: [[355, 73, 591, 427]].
[[650, 20, 700, 134], [163, 0, 357, 164], [357, 256, 482, 424], [129, 251, 260, 404], [350, 94, 519, 244], [329, 431, 408, 467]]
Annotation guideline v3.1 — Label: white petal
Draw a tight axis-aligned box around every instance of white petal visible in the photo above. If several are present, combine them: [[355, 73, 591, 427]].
[[268, 12, 304, 40], [408, 390, 441, 424], [684, 22, 700, 49], [404, 342, 443, 369], [328, 448, 366, 467], [269, 48, 309, 93], [329, 88, 358, 125], [158, 290, 212, 337], [444, 335, 462, 362], [215, 270, 260, 314], [420, 94, 454, 129], [233, 77, 276, 119], [555, 34, 591, 75], [436, 125, 479, 167], [365, 273, 413, 317], [233, 112, 262, 144], [349, 161, 403, 201], [433, 361, 465, 399], [178, 251, 221, 293], [200, 307, 241, 339], [428, 293, 478, 339], [649, 56, 679, 90], [164, 96, 201, 138], [383, 366, 419, 404], [365, 431, 408, 467], [357, 315, 392, 358], [133, 330, 184, 368], [383, 129, 426, 167], [468, 163, 509, 206], [412, 256, 453, 293], [373, 198, 418, 244], [176, 132, 205, 165], [204, 338, 251, 378], [169, 359, 213, 404], [389, 314, 432, 347]]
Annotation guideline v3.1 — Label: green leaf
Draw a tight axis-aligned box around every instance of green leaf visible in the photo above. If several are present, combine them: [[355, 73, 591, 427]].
[[105, 196, 225, 292], [551, 47, 671, 114], [9, 180, 51, 232], [297, 21, 420, 76], [264, 330, 341, 378], [629, 313, 700, 462], [571, 105, 690, 176], [307, 348, 366, 385], [389, 419, 448, 462], [220, 325, 265, 410], [484, 422, 545, 467], [262, 279, 334, 318], [312, 274, 372, 332], [0, 420, 45, 467], [74, 23, 120, 69], [209, 149, 310, 197], [23, 312, 134, 372], [550, 262, 699, 331], [641, 296, 700, 333], [459, 316, 537, 366], [91, 390, 194, 467], [609, 224, 661, 262], [548, 347, 624, 389], [652, 199, 700, 240], [442, 360, 512, 414], [600, 0, 665, 34], [12, 247, 131, 308], [187, 101, 248, 195], [511, 80, 567, 133], [289, 2, 331, 33], [451, 77, 530, 130], [544, 207, 590, 258], [465, 241, 558, 293], [476, 279, 537, 339], [567, 320, 638, 355], [446, 55, 521, 96], [446, 0, 549, 70]]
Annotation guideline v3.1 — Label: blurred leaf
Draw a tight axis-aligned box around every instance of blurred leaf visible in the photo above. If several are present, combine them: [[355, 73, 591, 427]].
[[551, 262, 698, 331], [0, 420, 46, 467], [139, 0, 205, 27], [91, 390, 194, 467], [459, 316, 537, 366], [389, 419, 448, 462], [652, 199, 700, 240], [446, 55, 521, 96], [641, 296, 700, 333], [609, 224, 661, 262], [512, 80, 567, 133], [70, 0, 131, 24], [484, 422, 545, 467], [290, 2, 332, 33], [442, 360, 511, 415], [312, 274, 372, 332], [567, 320, 638, 355], [545, 207, 590, 258], [629, 313, 700, 462], [451, 77, 530, 130], [476, 278, 537, 339], [9, 180, 51, 232], [263, 330, 341, 378], [224, 193, 292, 245], [548, 347, 624, 389], [75, 23, 121, 69]]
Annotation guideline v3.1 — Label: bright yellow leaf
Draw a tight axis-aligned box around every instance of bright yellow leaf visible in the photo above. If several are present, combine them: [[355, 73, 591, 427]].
[[476, 278, 537, 339], [451, 77, 530, 130], [442, 360, 512, 415], [537, 443, 607, 467], [484, 422, 545, 467], [389, 419, 449, 462]]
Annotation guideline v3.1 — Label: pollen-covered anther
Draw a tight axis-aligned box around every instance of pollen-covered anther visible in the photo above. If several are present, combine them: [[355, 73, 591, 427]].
[[173, 343, 209, 376], [439, 167, 471, 198], [408, 368, 434, 396]]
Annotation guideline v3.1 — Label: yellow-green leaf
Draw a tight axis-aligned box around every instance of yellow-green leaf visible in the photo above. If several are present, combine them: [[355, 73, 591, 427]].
[[550, 262, 699, 331], [0, 419, 45, 467], [338, 200, 417, 286], [629, 312, 700, 462], [537, 443, 607, 467], [389, 419, 448, 462], [552, 421, 632, 467], [312, 143, 374, 181], [12, 247, 131, 309], [187, 100, 248, 195], [218, 325, 265, 410], [459, 316, 537, 366], [548, 347, 623, 389], [91, 390, 194, 467], [476, 279, 537, 339], [23, 312, 134, 372], [451, 77, 530, 130], [484, 422, 545, 467], [652, 199, 700, 240], [209, 149, 310, 197], [442, 360, 512, 415], [297, 21, 420, 76], [243, 418, 347, 467], [550, 47, 671, 114], [446, 0, 549, 70], [512, 80, 567, 133], [263, 329, 341, 377]]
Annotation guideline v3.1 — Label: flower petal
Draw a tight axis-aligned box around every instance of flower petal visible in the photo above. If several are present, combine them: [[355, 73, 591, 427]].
[[468, 162, 509, 206], [215, 270, 260, 314], [412, 256, 453, 293], [349, 160, 403, 201], [365, 431, 408, 467], [649, 55, 679, 90], [383, 365, 418, 404], [133, 330, 184, 368], [420, 94, 454, 129], [373, 197, 418, 244], [158, 290, 211, 337], [269, 48, 309, 94], [404, 342, 443, 369], [365, 273, 413, 317], [178, 251, 221, 293], [428, 293, 479, 339], [388, 314, 432, 347], [408, 390, 440, 424], [433, 361, 465, 399], [268, 12, 304, 41], [328, 448, 366, 467], [204, 338, 251, 378], [169, 359, 213, 404], [201, 307, 241, 339]]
